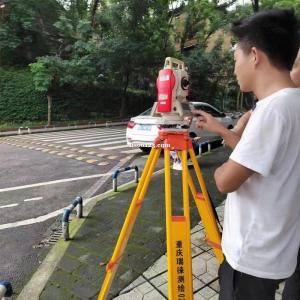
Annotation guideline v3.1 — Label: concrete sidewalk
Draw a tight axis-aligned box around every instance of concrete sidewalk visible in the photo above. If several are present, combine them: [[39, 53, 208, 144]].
[[16, 147, 284, 300]]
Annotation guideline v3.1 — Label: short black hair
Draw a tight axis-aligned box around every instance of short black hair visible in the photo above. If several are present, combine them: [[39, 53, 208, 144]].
[[232, 9, 300, 70]]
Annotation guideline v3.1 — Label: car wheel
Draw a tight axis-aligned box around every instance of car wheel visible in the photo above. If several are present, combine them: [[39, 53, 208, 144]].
[[139, 147, 151, 153]]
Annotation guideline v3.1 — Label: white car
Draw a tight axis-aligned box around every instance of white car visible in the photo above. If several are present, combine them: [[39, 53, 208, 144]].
[[126, 102, 234, 152]]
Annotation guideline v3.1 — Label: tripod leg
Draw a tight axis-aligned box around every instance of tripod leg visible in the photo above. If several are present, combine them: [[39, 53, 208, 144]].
[[187, 148, 224, 264], [98, 147, 161, 300], [165, 149, 193, 300]]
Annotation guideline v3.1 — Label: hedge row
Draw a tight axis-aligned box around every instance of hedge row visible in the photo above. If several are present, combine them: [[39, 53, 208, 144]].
[[0, 68, 47, 122], [0, 68, 154, 123]]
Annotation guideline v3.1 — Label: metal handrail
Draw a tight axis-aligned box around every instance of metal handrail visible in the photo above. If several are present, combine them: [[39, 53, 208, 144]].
[[62, 196, 83, 241], [112, 166, 139, 192], [17, 127, 31, 135]]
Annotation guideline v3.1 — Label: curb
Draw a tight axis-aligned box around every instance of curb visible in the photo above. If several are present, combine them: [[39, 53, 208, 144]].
[[16, 167, 164, 300]]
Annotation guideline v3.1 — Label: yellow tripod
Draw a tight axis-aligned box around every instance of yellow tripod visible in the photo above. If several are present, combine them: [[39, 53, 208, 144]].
[[98, 129, 224, 300]]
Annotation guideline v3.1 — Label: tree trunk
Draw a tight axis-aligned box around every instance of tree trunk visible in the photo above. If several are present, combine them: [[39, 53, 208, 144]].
[[119, 73, 130, 118], [47, 93, 52, 126], [90, 0, 100, 28], [252, 0, 259, 12]]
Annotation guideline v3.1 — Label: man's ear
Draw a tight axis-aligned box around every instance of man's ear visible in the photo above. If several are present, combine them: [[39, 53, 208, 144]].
[[250, 47, 260, 67]]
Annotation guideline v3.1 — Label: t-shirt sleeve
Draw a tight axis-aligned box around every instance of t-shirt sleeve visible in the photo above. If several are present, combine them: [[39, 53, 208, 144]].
[[230, 109, 286, 176]]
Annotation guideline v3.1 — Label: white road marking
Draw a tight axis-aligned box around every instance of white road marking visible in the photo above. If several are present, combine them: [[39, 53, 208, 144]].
[[121, 149, 142, 154], [102, 144, 132, 150], [0, 207, 65, 230], [18, 127, 120, 137], [0, 203, 19, 208], [0, 173, 110, 193], [0, 153, 141, 230], [0, 171, 142, 230], [83, 140, 127, 148], [17, 129, 124, 141], [41, 131, 125, 142], [68, 135, 125, 145], [24, 197, 43, 202], [34, 130, 125, 141], [54, 132, 125, 143]]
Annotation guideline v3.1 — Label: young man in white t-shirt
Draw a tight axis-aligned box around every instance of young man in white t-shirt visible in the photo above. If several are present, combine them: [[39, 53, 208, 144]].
[[194, 10, 300, 300]]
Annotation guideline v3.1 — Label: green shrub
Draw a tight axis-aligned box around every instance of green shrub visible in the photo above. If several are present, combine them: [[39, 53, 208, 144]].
[[0, 68, 154, 123], [0, 68, 47, 122]]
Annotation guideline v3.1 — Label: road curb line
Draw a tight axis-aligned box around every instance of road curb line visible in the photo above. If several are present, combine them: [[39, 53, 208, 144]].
[[16, 167, 164, 300]]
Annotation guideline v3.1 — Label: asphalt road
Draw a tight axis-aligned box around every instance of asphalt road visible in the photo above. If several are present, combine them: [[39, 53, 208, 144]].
[[0, 126, 144, 294]]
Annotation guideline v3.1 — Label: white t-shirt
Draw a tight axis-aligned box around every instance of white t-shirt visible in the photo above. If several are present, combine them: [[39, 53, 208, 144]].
[[222, 88, 300, 279]]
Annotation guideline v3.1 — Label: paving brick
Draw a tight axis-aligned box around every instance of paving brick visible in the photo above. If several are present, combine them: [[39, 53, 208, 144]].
[[206, 256, 219, 277], [192, 255, 208, 277], [157, 282, 168, 297], [143, 289, 166, 299], [136, 281, 155, 294], [149, 272, 168, 287], [58, 254, 82, 273], [194, 286, 217, 299], [191, 230, 206, 247], [197, 272, 216, 284], [40, 283, 79, 300], [113, 289, 143, 299], [191, 245, 204, 257], [193, 277, 205, 291], [75, 262, 105, 286], [49, 269, 80, 288], [67, 244, 90, 258], [72, 281, 99, 300], [149, 255, 167, 273], [120, 276, 146, 294], [208, 279, 220, 292], [277, 282, 285, 294]]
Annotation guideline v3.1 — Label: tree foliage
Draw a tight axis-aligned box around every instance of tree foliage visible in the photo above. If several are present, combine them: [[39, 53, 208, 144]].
[[175, 0, 236, 53], [0, 0, 62, 66], [261, 0, 300, 16], [3, 0, 290, 124]]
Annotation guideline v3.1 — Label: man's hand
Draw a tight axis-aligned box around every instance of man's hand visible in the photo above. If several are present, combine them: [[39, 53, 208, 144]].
[[193, 109, 225, 135], [193, 109, 242, 150]]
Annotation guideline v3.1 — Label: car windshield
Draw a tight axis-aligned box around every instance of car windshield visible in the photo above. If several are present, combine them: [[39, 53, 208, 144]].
[[192, 104, 222, 117], [139, 108, 152, 116]]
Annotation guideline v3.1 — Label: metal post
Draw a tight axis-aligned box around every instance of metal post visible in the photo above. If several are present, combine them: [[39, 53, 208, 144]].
[[134, 166, 139, 183], [113, 178, 117, 192], [62, 196, 83, 241], [112, 167, 139, 192], [199, 143, 202, 156], [76, 196, 83, 218], [62, 208, 71, 241]]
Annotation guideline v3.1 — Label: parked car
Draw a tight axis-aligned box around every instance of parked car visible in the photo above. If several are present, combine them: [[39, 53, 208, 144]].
[[126, 102, 234, 152]]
